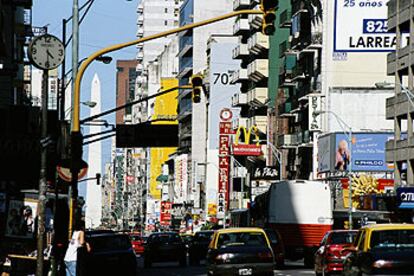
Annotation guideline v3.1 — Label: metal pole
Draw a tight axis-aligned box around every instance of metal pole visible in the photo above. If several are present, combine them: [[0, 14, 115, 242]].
[[36, 69, 49, 276], [68, 0, 80, 239], [60, 18, 67, 121], [71, 0, 79, 128], [348, 128, 353, 230]]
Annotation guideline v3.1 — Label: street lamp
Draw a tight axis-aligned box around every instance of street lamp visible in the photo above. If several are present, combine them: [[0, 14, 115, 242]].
[[375, 81, 414, 108], [64, 101, 97, 119], [313, 110, 354, 230]]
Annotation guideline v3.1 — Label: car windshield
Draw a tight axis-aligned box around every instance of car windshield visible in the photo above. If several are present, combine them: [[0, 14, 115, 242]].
[[370, 230, 414, 250], [217, 232, 267, 248], [330, 232, 357, 245], [151, 234, 182, 244], [195, 232, 213, 242], [89, 235, 131, 252]]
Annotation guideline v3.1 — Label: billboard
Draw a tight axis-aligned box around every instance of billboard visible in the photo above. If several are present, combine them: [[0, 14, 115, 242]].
[[148, 78, 178, 199], [174, 154, 188, 204], [318, 132, 393, 173], [334, 0, 409, 52]]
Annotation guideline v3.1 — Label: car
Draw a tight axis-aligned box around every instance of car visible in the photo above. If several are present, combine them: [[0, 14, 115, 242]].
[[342, 224, 414, 275], [264, 228, 285, 268], [314, 229, 358, 275], [189, 230, 214, 265], [144, 232, 187, 268], [129, 233, 145, 256], [206, 227, 275, 276], [180, 233, 194, 249], [83, 231, 137, 276]]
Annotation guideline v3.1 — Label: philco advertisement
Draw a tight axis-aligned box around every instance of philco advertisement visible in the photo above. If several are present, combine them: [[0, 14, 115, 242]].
[[318, 132, 393, 173], [334, 0, 409, 52]]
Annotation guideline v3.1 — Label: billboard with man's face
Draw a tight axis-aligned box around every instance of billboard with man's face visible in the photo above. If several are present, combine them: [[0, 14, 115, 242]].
[[318, 132, 394, 173]]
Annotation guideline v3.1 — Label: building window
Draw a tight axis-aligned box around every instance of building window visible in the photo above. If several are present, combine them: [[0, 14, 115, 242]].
[[165, 20, 168, 26], [165, 8, 168, 13]]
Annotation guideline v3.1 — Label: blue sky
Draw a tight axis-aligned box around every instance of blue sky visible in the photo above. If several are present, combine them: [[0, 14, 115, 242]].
[[33, 0, 139, 195]]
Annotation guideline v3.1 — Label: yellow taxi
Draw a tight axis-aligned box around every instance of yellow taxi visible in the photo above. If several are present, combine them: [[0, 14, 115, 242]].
[[206, 227, 274, 276], [342, 224, 414, 275]]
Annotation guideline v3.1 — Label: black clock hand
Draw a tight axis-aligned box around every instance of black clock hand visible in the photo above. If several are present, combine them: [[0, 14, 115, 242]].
[[46, 50, 54, 59]]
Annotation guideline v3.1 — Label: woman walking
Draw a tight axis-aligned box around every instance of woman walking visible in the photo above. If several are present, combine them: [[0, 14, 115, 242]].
[[64, 222, 87, 276]]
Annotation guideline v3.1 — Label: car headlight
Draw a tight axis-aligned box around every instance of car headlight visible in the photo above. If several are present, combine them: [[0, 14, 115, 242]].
[[372, 260, 393, 269]]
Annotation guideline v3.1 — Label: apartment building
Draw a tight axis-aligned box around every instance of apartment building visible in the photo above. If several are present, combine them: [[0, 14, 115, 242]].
[[276, 0, 394, 181], [177, 0, 234, 216], [386, 0, 414, 186]]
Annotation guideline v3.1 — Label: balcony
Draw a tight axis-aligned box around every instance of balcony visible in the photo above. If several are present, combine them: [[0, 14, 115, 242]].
[[247, 59, 269, 82], [233, 18, 250, 35], [136, 29, 144, 38], [137, 3, 143, 13], [137, 15, 144, 25], [386, 92, 414, 119], [233, 117, 248, 129], [232, 93, 248, 107], [233, 0, 251, 11], [233, 43, 249, 59], [136, 63, 143, 73], [247, 87, 268, 107], [230, 68, 248, 84], [291, 63, 310, 81], [248, 32, 269, 54], [279, 10, 292, 28], [248, 115, 267, 133], [277, 134, 297, 147], [178, 35, 193, 57], [387, 0, 411, 32], [248, 6, 262, 30], [136, 52, 144, 61], [278, 101, 294, 116], [136, 43, 143, 50]]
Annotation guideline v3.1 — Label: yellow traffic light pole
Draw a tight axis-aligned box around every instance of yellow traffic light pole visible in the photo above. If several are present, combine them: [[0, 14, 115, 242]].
[[68, 9, 264, 236]]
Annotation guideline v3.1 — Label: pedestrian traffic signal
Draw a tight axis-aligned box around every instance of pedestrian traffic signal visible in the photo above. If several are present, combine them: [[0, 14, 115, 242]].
[[260, 0, 278, 35], [191, 74, 203, 103]]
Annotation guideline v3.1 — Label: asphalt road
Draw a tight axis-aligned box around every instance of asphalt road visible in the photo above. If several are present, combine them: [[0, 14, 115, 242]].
[[136, 257, 314, 276]]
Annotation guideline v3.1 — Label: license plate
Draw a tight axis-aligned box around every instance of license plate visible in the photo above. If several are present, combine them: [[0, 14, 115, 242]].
[[239, 268, 252, 275]]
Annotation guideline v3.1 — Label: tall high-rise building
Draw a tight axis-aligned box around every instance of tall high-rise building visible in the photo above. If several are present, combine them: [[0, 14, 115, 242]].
[[177, 0, 234, 214], [386, 0, 414, 186], [116, 60, 138, 124]]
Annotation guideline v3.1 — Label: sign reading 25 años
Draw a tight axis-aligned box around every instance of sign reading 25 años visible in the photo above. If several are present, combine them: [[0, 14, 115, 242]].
[[334, 0, 409, 52]]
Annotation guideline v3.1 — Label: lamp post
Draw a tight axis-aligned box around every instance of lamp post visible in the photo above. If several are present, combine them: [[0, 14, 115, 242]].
[[314, 110, 354, 230], [375, 81, 414, 108]]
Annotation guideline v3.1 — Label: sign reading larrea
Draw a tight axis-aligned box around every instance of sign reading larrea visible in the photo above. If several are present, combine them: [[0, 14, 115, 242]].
[[334, 0, 409, 52]]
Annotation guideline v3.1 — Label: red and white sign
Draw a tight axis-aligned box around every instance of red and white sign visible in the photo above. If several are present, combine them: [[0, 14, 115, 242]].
[[160, 201, 172, 226], [233, 144, 262, 156], [217, 109, 232, 219], [56, 165, 88, 182]]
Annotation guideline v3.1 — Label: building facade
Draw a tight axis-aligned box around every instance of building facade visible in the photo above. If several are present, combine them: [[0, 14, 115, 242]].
[[386, 0, 414, 186]]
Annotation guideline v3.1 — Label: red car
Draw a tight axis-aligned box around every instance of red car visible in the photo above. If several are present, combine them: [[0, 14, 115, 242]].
[[314, 230, 358, 275], [130, 234, 146, 256]]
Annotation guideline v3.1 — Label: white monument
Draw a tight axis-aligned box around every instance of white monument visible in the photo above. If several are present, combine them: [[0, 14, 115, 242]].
[[85, 73, 102, 229]]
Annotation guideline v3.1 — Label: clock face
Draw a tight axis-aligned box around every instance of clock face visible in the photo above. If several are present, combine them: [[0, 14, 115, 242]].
[[28, 34, 65, 70]]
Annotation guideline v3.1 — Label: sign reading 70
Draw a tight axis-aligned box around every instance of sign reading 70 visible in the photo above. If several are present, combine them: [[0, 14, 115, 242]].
[[213, 73, 230, 85]]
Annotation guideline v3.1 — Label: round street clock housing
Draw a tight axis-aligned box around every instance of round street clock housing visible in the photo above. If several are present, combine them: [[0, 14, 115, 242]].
[[28, 34, 65, 70]]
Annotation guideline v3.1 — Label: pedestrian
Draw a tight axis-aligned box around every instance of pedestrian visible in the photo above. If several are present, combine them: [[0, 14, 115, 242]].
[[63, 221, 88, 276]]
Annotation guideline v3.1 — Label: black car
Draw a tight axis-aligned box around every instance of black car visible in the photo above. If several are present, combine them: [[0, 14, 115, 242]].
[[207, 228, 275, 276], [189, 230, 214, 265], [83, 231, 137, 276], [343, 224, 414, 275], [144, 232, 187, 268]]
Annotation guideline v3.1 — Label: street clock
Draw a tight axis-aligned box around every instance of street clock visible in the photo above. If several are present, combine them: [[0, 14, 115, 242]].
[[28, 34, 65, 70]]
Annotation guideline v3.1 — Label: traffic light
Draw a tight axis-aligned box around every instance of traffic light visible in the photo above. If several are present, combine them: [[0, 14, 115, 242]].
[[260, 0, 278, 35], [191, 74, 203, 103]]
